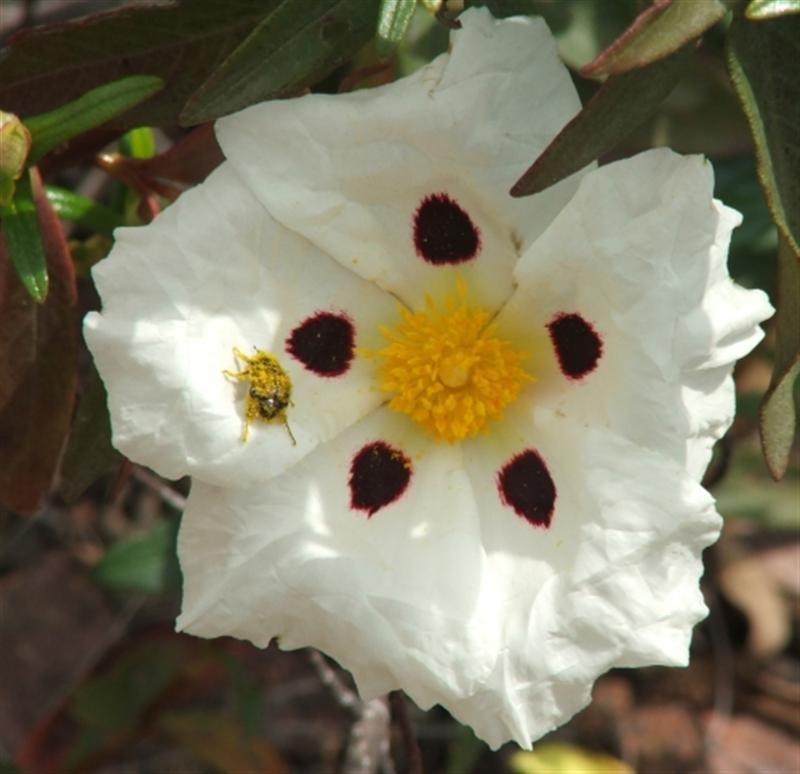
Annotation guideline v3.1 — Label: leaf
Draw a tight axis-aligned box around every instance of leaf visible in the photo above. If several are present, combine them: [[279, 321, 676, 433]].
[[24, 75, 164, 164], [63, 639, 183, 770], [511, 44, 693, 197], [582, 0, 726, 77], [760, 235, 800, 480], [59, 363, 123, 502], [223, 656, 265, 739], [0, 168, 78, 513], [729, 14, 800, 479], [377, 0, 417, 57], [157, 712, 288, 774], [119, 126, 156, 159], [72, 646, 181, 734], [511, 743, 634, 774], [180, 0, 381, 124], [445, 725, 486, 774], [746, 0, 800, 19], [90, 516, 181, 594], [125, 123, 224, 187], [45, 185, 124, 239], [727, 15, 800, 254], [0, 170, 49, 302], [0, 1, 302, 131]]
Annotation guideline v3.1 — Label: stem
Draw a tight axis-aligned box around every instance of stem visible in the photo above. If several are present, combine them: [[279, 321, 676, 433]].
[[389, 691, 423, 774]]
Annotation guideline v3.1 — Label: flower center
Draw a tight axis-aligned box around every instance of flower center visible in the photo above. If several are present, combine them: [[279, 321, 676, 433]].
[[374, 282, 531, 443]]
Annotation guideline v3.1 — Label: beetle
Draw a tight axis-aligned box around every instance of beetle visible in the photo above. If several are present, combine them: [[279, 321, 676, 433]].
[[224, 347, 296, 444]]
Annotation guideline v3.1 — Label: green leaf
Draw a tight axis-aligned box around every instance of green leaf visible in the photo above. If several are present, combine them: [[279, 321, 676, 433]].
[[746, 0, 800, 19], [119, 126, 156, 159], [90, 516, 181, 594], [222, 655, 265, 738], [727, 16, 800, 254], [582, 0, 726, 77], [511, 45, 692, 197], [45, 185, 124, 239], [760, 235, 800, 480], [180, 0, 381, 124], [377, 0, 417, 57], [445, 725, 486, 774], [24, 75, 163, 164], [0, 171, 48, 302], [72, 646, 180, 734]]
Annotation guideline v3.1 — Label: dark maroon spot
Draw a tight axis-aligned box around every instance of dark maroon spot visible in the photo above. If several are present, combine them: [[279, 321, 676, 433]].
[[349, 441, 412, 517], [413, 193, 481, 265], [547, 312, 603, 380], [497, 449, 556, 528], [286, 311, 355, 377]]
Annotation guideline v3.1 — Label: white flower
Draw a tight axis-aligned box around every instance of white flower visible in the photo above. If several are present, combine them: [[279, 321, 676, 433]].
[[84, 9, 773, 749]]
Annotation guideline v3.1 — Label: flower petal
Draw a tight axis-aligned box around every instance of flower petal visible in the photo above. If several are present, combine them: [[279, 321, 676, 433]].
[[177, 407, 493, 703], [177, 400, 720, 749], [215, 8, 584, 311], [497, 149, 773, 479], [84, 163, 392, 487], [459, 403, 721, 746]]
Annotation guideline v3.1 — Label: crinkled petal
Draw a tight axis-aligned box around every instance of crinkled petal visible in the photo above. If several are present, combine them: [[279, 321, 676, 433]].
[[497, 148, 773, 479], [177, 407, 492, 701], [84, 163, 392, 487], [177, 399, 719, 748], [458, 403, 721, 745], [216, 8, 584, 311]]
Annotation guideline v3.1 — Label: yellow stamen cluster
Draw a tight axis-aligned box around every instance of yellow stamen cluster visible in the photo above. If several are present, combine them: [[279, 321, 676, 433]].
[[375, 284, 531, 443]]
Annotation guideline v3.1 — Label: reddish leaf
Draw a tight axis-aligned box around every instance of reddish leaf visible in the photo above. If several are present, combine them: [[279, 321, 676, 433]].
[[117, 123, 224, 192], [0, 2, 289, 130], [0, 0, 380, 132], [59, 363, 123, 503], [0, 168, 78, 513], [582, 0, 726, 77]]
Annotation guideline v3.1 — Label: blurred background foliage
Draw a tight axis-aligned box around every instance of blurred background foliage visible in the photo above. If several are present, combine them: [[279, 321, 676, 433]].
[[0, 1, 798, 772]]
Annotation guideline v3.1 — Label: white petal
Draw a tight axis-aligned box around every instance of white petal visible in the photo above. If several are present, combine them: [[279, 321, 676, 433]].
[[498, 149, 773, 479], [177, 400, 720, 749], [458, 403, 721, 746], [84, 163, 393, 487], [177, 408, 495, 705], [216, 8, 584, 311]]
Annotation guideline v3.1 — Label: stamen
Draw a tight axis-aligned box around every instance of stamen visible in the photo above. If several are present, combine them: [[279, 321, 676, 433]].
[[372, 283, 531, 443]]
